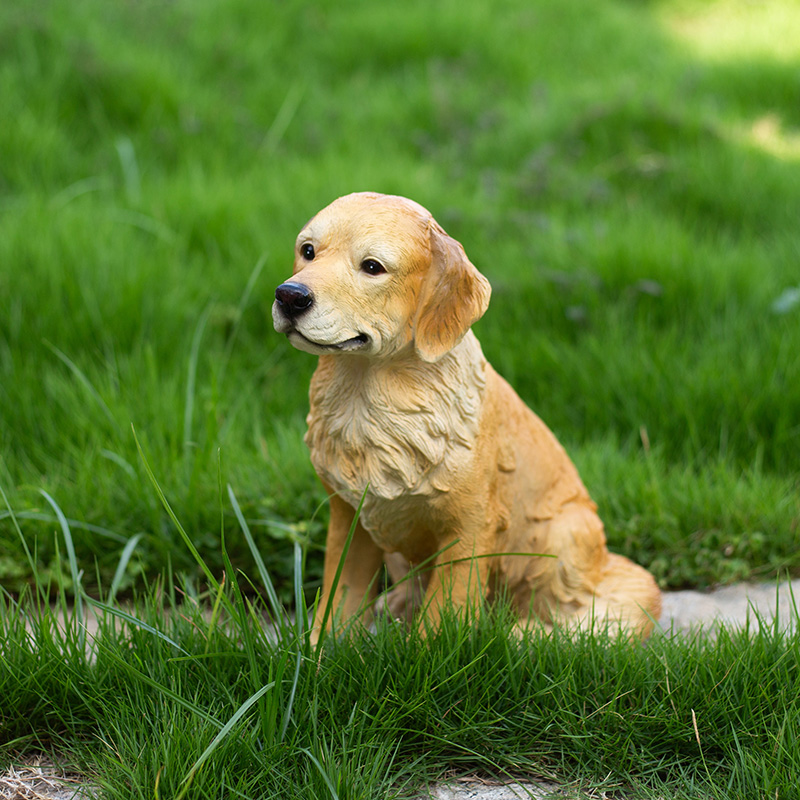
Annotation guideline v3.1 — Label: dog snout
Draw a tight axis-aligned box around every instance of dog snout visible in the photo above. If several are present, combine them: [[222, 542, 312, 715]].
[[275, 282, 314, 318]]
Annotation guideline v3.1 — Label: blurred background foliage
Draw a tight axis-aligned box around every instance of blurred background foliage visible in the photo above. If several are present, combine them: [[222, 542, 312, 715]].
[[0, 0, 798, 599]]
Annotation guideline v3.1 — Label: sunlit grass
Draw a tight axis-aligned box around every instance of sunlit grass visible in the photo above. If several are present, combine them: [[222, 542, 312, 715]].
[[661, 0, 800, 162], [735, 113, 800, 162], [663, 0, 800, 63]]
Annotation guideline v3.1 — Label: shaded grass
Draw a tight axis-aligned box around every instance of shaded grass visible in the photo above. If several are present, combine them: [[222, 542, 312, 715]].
[[575, 437, 799, 589], [1, 0, 799, 596]]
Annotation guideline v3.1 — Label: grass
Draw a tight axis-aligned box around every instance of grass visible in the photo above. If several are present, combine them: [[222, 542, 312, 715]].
[[1, 0, 799, 791], [1, 0, 799, 596], [1, 486, 799, 799]]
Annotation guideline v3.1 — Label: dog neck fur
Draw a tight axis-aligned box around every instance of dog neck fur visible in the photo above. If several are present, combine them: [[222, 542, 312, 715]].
[[306, 331, 487, 504]]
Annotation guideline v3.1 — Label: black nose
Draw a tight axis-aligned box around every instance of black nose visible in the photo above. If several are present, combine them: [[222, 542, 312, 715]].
[[275, 282, 314, 318]]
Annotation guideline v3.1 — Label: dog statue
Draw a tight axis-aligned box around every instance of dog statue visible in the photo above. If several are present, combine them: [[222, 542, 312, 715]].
[[273, 192, 661, 639]]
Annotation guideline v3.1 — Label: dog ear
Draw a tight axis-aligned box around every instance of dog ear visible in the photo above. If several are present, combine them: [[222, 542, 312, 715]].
[[413, 221, 492, 363]]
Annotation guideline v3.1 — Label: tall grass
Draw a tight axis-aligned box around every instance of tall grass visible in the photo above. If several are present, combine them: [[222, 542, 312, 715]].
[[1, 0, 799, 596], [1, 477, 798, 799]]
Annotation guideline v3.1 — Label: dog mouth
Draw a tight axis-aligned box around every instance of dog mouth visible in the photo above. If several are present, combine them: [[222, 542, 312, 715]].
[[289, 330, 370, 352]]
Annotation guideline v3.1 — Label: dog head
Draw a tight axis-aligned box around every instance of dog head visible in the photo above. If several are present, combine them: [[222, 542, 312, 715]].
[[272, 192, 491, 362]]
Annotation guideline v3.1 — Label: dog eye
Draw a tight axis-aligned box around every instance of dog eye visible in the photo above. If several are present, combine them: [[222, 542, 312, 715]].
[[300, 243, 315, 260], [361, 258, 386, 276]]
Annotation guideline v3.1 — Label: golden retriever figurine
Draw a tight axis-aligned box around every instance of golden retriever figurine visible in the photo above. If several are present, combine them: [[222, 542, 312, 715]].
[[273, 192, 661, 639]]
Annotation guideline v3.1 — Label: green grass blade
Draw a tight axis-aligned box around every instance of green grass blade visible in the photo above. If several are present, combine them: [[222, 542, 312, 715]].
[[114, 136, 141, 205], [183, 303, 211, 454], [301, 747, 341, 800], [218, 252, 268, 385], [0, 511, 128, 542], [278, 541, 306, 744], [43, 340, 119, 433], [292, 540, 305, 638], [107, 533, 144, 606], [99, 448, 138, 481], [83, 595, 190, 656], [95, 635, 219, 725], [227, 483, 284, 625], [132, 425, 220, 592], [39, 489, 84, 644], [179, 681, 276, 796], [261, 83, 304, 152]]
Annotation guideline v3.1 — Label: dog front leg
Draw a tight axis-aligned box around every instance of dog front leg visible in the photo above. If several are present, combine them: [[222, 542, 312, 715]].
[[311, 489, 384, 642], [417, 531, 492, 634]]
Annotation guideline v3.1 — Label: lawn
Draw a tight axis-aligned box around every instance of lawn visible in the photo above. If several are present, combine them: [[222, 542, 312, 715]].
[[1, 0, 799, 795], [2, 529, 799, 799]]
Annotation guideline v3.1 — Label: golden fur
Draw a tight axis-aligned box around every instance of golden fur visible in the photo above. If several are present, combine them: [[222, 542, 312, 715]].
[[273, 192, 661, 639]]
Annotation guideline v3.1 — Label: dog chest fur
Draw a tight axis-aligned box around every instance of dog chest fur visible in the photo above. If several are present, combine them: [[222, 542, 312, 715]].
[[305, 332, 487, 541]]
